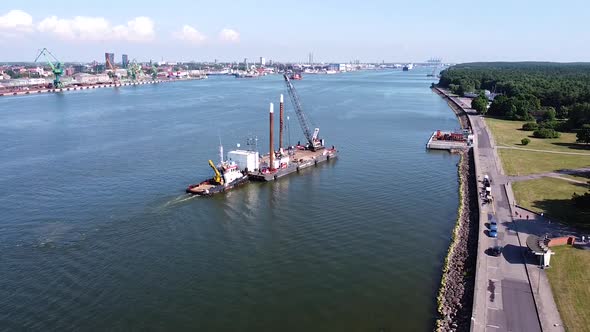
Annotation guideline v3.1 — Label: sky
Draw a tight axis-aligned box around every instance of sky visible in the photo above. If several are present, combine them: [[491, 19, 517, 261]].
[[0, 0, 588, 63]]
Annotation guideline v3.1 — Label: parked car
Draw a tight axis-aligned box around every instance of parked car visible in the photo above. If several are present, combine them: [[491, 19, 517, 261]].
[[490, 223, 498, 232], [489, 229, 498, 238], [489, 245, 502, 256]]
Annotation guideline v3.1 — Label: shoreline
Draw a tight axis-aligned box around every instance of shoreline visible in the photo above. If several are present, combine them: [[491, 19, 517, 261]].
[[433, 88, 479, 331], [0, 76, 206, 98]]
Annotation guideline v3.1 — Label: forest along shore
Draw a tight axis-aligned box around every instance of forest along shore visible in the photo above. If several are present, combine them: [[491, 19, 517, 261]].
[[433, 88, 479, 331]]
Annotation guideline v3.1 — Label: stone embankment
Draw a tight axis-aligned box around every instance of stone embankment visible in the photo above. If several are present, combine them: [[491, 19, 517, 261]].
[[431, 87, 472, 130], [435, 148, 479, 331]]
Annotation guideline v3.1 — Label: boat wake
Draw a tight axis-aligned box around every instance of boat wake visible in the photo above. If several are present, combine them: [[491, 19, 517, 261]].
[[160, 194, 199, 209]]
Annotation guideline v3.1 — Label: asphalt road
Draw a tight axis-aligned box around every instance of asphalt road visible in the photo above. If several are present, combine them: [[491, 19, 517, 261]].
[[470, 114, 541, 332]]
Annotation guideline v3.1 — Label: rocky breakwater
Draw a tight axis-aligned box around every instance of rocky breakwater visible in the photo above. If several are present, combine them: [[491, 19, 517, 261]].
[[435, 148, 479, 332]]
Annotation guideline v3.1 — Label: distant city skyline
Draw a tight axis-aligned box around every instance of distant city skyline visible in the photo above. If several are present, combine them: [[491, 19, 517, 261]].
[[0, 0, 588, 63]]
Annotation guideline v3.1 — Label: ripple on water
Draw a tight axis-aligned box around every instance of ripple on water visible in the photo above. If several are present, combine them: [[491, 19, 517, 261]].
[[0, 70, 460, 331]]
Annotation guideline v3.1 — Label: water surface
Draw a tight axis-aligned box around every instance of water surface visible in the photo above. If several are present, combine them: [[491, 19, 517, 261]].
[[0, 69, 460, 331]]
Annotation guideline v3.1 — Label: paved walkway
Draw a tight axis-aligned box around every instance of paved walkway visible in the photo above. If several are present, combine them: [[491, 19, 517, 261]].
[[512, 206, 580, 331], [469, 114, 544, 332], [497, 145, 590, 156], [509, 169, 589, 184]]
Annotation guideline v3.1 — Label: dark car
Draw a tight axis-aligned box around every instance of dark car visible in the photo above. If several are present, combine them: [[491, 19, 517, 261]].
[[490, 245, 502, 256]]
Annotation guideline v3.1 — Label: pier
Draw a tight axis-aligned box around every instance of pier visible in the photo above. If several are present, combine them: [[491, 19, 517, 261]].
[[0, 77, 206, 98], [426, 130, 471, 152]]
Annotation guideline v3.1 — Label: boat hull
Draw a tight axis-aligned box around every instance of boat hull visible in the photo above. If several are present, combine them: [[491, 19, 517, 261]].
[[248, 149, 337, 182], [186, 176, 249, 196]]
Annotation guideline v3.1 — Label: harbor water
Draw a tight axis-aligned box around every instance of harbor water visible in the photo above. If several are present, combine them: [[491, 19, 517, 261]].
[[0, 69, 460, 331]]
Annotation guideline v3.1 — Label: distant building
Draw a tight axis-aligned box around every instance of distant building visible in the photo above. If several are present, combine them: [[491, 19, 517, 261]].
[[65, 67, 75, 76], [484, 90, 499, 101], [73, 64, 86, 74], [328, 64, 339, 71], [94, 64, 105, 73], [259, 57, 266, 66], [115, 68, 128, 77], [105, 52, 115, 70], [122, 54, 129, 69], [27, 67, 45, 77], [73, 73, 111, 84]]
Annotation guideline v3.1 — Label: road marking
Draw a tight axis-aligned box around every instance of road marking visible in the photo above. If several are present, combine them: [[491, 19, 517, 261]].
[[487, 307, 500, 310], [486, 324, 500, 329]]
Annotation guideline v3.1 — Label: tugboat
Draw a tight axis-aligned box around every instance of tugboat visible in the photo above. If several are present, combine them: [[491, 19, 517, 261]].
[[186, 159, 248, 196], [186, 144, 250, 196]]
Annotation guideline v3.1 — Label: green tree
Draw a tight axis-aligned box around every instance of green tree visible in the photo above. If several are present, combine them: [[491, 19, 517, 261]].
[[533, 128, 560, 138], [471, 95, 488, 114], [572, 183, 590, 211], [567, 103, 590, 130], [522, 122, 538, 131], [543, 107, 556, 121], [521, 138, 530, 145], [576, 124, 590, 144], [6, 69, 21, 79], [437, 63, 590, 131]]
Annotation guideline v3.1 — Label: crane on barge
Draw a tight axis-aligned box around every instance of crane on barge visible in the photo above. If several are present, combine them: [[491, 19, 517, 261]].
[[208, 159, 223, 185], [34, 48, 64, 88], [283, 74, 323, 151]]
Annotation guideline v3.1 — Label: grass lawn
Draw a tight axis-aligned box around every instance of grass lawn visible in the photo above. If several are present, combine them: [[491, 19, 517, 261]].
[[499, 149, 590, 175], [484, 117, 590, 175], [485, 117, 590, 153], [546, 245, 590, 332], [512, 177, 589, 227]]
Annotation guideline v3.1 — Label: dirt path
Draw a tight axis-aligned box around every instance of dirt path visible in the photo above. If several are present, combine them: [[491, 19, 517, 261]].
[[508, 167, 590, 183]]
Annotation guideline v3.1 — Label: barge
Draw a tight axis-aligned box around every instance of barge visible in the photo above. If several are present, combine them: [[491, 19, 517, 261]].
[[249, 146, 337, 181], [185, 73, 337, 194], [247, 74, 337, 181]]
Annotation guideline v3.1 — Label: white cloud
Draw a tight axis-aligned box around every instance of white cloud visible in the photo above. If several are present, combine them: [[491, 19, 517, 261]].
[[173, 25, 206, 44], [114, 17, 155, 41], [37, 15, 155, 42], [0, 9, 33, 33], [219, 28, 239, 42]]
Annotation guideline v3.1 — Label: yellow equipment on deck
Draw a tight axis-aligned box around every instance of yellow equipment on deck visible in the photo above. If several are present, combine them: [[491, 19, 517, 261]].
[[208, 160, 224, 185]]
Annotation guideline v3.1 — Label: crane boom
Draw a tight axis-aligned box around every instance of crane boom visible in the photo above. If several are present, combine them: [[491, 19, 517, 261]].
[[208, 160, 223, 185], [283, 74, 322, 151]]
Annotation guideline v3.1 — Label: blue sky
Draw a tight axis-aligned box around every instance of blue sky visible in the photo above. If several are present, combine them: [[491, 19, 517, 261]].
[[0, 0, 588, 63]]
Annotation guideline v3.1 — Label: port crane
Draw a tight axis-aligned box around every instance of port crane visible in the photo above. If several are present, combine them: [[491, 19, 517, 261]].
[[34, 48, 64, 88], [283, 74, 323, 151], [106, 55, 119, 84], [151, 64, 158, 80], [127, 59, 143, 81]]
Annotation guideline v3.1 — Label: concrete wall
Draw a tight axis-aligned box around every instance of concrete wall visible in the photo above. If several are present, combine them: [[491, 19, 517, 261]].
[[547, 236, 575, 247]]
